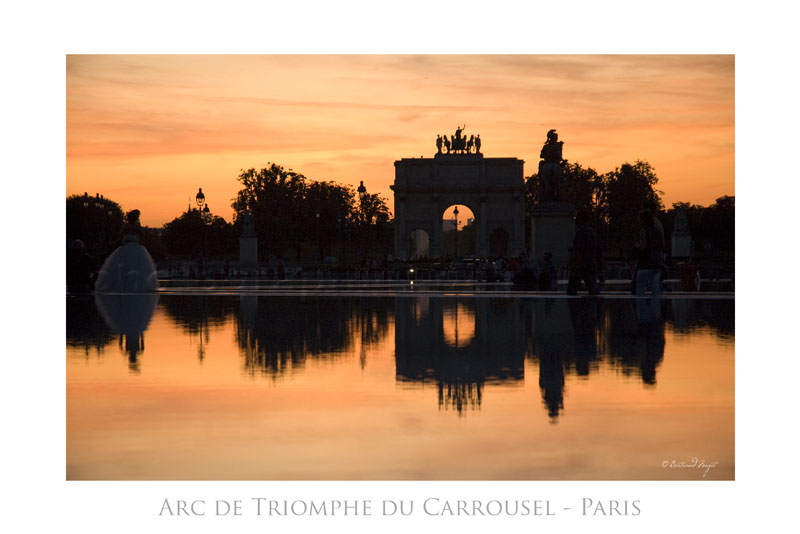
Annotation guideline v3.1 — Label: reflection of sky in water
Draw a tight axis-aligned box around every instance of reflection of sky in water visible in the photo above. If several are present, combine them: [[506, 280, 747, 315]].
[[67, 295, 734, 480]]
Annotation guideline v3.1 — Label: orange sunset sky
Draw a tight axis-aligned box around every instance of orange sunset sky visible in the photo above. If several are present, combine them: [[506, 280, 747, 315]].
[[66, 55, 734, 227]]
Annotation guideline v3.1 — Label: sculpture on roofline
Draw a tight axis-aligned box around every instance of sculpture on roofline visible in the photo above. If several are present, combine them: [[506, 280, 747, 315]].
[[538, 129, 567, 201]]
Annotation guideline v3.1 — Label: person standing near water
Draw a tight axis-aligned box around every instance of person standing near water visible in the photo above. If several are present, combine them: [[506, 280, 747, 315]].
[[567, 210, 599, 296], [634, 209, 666, 296]]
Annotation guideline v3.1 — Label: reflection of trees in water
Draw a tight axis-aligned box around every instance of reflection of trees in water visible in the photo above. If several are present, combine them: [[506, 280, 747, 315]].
[[161, 295, 239, 363], [525, 297, 734, 420], [529, 298, 666, 403], [665, 298, 734, 340], [66, 294, 159, 373], [600, 299, 666, 386], [355, 298, 391, 348], [395, 298, 526, 414], [95, 294, 159, 373], [66, 296, 116, 356], [525, 298, 574, 421], [160, 295, 239, 334], [236, 296, 392, 377]]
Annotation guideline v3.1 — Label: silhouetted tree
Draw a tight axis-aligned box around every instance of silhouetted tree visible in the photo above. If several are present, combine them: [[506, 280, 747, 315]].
[[232, 162, 393, 265], [602, 161, 663, 256], [66, 193, 125, 260], [354, 191, 393, 262], [662, 195, 735, 256], [526, 161, 601, 214], [303, 180, 356, 259], [140, 226, 167, 262], [162, 208, 236, 259], [232, 164, 307, 259], [525, 160, 661, 256]]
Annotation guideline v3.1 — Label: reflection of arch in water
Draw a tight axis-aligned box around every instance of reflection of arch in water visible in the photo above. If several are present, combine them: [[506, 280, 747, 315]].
[[394, 297, 525, 413], [442, 302, 475, 348], [95, 293, 159, 373]]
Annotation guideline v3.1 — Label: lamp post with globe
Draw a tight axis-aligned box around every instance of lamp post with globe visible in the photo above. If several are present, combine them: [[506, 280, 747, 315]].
[[196, 188, 208, 276], [453, 206, 460, 259], [356, 181, 369, 266]]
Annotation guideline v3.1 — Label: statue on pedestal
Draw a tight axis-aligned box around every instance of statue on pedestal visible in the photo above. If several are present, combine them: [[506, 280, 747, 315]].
[[674, 208, 689, 234], [671, 206, 692, 258], [538, 129, 566, 201]]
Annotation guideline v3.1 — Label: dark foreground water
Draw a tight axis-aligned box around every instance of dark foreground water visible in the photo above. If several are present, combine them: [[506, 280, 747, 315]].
[[66, 292, 734, 480]]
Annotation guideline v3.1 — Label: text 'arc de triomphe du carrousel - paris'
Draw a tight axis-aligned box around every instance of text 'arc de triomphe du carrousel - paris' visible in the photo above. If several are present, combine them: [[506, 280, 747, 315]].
[[392, 127, 574, 267]]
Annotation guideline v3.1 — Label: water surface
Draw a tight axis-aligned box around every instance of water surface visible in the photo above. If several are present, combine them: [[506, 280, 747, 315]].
[[66, 293, 734, 480]]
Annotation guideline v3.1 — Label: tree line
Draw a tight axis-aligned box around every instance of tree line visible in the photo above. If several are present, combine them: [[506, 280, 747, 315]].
[[526, 160, 734, 259], [67, 159, 733, 266], [66, 164, 394, 266]]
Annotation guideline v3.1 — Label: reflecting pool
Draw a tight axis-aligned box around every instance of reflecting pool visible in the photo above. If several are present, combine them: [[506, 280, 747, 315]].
[[66, 293, 734, 480]]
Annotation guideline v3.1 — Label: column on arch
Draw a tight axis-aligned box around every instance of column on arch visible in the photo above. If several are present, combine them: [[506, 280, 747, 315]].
[[478, 194, 489, 258], [394, 195, 407, 260], [512, 191, 524, 255], [430, 195, 442, 258]]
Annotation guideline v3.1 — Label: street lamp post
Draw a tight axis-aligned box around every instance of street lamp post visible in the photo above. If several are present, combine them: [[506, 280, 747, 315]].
[[315, 209, 321, 267], [453, 206, 460, 258], [357, 181, 368, 266], [196, 188, 207, 277]]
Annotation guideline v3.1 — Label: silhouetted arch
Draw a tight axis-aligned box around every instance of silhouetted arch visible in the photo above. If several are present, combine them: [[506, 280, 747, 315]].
[[392, 152, 525, 260]]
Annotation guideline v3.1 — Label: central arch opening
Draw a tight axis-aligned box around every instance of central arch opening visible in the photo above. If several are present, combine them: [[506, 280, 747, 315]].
[[441, 204, 476, 259]]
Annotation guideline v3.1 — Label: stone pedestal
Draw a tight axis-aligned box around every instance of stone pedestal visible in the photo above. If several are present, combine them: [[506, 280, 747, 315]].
[[671, 234, 692, 258], [530, 202, 575, 270], [239, 236, 258, 267]]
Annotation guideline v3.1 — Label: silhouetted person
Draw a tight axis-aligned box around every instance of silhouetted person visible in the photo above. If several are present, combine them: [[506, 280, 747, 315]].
[[643, 200, 665, 246], [443, 136, 451, 153], [634, 209, 665, 296], [680, 258, 699, 291], [67, 239, 96, 293], [436, 135, 443, 154], [512, 253, 539, 289], [475, 135, 481, 153], [567, 210, 599, 295]]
